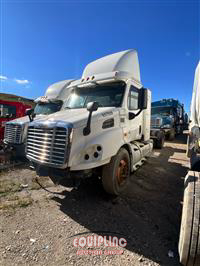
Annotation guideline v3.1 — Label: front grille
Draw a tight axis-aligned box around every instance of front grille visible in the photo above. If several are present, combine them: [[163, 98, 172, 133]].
[[26, 126, 68, 167], [4, 124, 23, 144], [151, 117, 162, 128]]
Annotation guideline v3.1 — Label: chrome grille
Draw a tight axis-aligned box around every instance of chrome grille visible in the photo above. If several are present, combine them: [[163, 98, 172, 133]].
[[151, 117, 162, 128], [26, 126, 68, 167], [4, 124, 23, 144]]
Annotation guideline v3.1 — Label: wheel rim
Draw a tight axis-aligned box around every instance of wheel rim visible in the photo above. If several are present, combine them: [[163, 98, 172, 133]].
[[116, 159, 129, 186]]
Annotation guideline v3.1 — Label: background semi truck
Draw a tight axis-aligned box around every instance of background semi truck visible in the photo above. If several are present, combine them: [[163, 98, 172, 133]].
[[3, 79, 73, 156], [179, 61, 200, 265], [26, 50, 155, 195], [0, 94, 34, 142], [151, 99, 186, 140]]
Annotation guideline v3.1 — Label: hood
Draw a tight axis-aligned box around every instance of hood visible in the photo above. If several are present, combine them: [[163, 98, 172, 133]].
[[31, 107, 117, 128], [6, 114, 46, 125]]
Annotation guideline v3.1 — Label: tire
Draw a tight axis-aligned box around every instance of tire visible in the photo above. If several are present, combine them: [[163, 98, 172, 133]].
[[102, 148, 130, 195], [179, 171, 200, 265], [155, 132, 165, 149], [168, 129, 175, 141]]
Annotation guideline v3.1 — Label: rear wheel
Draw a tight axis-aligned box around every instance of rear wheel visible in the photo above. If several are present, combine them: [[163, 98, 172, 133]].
[[155, 131, 165, 149], [179, 171, 200, 265], [102, 148, 130, 195], [168, 129, 175, 141]]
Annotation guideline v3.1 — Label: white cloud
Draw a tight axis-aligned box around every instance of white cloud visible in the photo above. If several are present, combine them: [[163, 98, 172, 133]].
[[15, 79, 29, 84], [0, 75, 8, 81]]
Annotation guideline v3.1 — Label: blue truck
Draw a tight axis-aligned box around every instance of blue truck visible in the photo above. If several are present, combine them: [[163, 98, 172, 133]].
[[151, 98, 185, 141]]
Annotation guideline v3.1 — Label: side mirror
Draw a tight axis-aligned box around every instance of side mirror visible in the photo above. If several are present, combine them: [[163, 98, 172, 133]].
[[25, 108, 34, 116], [87, 102, 99, 112], [26, 108, 35, 122], [138, 88, 148, 110], [83, 102, 99, 136]]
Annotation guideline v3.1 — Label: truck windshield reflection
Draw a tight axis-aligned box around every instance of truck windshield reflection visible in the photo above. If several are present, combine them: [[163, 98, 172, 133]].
[[63, 82, 125, 109]]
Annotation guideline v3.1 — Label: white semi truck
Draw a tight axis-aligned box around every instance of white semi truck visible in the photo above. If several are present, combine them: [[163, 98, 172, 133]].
[[26, 50, 153, 195], [4, 79, 73, 156], [179, 61, 200, 265], [26, 50, 154, 195]]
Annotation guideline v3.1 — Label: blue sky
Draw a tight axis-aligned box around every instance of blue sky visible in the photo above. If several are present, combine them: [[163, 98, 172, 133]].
[[0, 0, 199, 112]]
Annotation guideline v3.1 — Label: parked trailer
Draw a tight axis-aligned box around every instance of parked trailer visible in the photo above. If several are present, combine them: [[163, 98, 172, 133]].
[[26, 50, 154, 195], [179, 61, 200, 265], [0, 94, 34, 141]]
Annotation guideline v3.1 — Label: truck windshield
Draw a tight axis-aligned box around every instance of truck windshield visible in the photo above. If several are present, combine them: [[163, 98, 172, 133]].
[[34, 102, 62, 115], [0, 104, 16, 118], [64, 82, 125, 109], [152, 107, 172, 116]]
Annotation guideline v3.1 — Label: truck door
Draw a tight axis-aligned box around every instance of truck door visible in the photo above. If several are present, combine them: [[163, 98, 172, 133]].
[[124, 83, 143, 141]]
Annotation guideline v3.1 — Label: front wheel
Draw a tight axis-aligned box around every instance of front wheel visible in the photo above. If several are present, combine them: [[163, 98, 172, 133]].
[[102, 148, 130, 195], [155, 131, 165, 149], [168, 128, 175, 141]]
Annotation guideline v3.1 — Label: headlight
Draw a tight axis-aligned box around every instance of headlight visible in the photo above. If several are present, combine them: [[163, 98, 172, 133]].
[[162, 124, 171, 128], [69, 128, 74, 143]]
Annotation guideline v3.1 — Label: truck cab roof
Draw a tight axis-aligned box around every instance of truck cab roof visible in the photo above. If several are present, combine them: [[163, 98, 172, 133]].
[[35, 79, 74, 103], [152, 99, 183, 108], [68, 50, 142, 89]]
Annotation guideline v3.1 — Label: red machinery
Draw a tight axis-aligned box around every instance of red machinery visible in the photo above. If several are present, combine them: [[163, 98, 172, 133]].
[[0, 93, 34, 141]]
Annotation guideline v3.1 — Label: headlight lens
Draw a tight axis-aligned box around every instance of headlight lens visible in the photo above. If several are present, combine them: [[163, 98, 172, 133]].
[[163, 124, 171, 128], [69, 128, 74, 143]]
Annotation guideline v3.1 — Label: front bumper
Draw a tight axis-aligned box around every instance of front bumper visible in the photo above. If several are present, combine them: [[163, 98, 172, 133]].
[[31, 163, 93, 186]]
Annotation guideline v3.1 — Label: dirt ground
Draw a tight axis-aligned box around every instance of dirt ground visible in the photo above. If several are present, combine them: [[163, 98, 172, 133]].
[[0, 133, 189, 266]]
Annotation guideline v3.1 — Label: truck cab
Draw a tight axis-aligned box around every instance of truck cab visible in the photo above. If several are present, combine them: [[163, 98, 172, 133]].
[[151, 99, 185, 140], [26, 50, 153, 195], [3, 79, 73, 156]]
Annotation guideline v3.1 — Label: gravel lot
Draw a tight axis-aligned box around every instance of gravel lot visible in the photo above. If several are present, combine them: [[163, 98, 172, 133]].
[[0, 134, 189, 266]]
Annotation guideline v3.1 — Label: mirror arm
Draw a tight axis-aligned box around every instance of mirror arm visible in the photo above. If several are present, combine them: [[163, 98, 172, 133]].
[[83, 112, 92, 136], [134, 109, 143, 118], [28, 114, 33, 122], [129, 109, 143, 120], [26, 109, 35, 122], [28, 113, 36, 122]]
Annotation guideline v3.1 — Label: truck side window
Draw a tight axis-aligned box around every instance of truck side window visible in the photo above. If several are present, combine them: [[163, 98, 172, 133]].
[[128, 86, 139, 110]]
